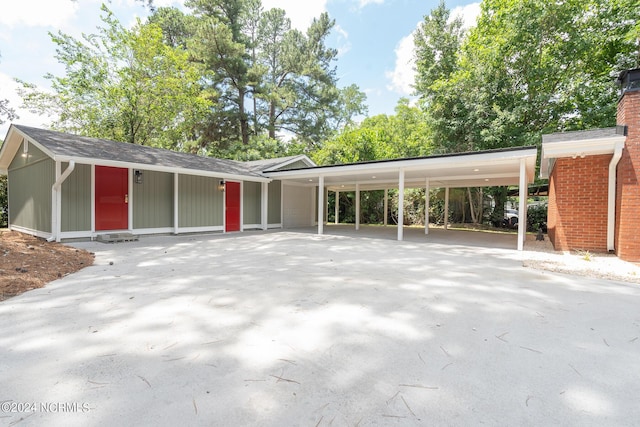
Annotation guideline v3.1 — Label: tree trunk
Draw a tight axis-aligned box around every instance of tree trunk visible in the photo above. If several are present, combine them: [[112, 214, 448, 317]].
[[467, 187, 477, 223], [238, 87, 249, 145], [268, 101, 276, 139]]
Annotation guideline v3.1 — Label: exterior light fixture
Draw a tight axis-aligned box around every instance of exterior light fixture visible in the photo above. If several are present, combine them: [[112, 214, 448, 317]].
[[473, 168, 480, 172], [134, 170, 143, 184], [372, 176, 376, 179], [218, 180, 226, 192], [484, 178, 490, 182]]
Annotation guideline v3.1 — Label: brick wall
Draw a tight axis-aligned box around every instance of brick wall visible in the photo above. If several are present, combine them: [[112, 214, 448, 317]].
[[616, 90, 640, 261], [548, 155, 611, 252]]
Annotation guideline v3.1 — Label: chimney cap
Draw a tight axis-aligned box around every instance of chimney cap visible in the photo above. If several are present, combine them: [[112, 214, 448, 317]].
[[617, 68, 640, 94]]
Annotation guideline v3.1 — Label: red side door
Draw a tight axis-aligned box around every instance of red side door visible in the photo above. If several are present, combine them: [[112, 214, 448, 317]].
[[95, 166, 128, 231], [225, 181, 241, 232]]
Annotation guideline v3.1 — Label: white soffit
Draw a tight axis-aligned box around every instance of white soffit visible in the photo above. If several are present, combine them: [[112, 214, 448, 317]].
[[269, 147, 538, 189], [540, 136, 626, 178]]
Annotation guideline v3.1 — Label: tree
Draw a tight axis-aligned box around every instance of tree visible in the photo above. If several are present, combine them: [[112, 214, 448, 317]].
[[18, 5, 210, 150], [312, 99, 431, 165], [413, 0, 464, 100], [0, 53, 18, 127]]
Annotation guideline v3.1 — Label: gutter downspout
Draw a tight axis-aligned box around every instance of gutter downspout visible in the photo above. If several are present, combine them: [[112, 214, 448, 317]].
[[607, 142, 624, 251], [47, 160, 75, 242]]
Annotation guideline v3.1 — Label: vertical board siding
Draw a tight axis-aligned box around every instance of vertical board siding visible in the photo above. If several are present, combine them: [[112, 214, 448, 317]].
[[268, 180, 281, 224], [133, 170, 173, 228], [61, 163, 91, 232], [178, 174, 223, 227], [282, 184, 313, 227], [243, 181, 261, 225], [8, 142, 54, 232]]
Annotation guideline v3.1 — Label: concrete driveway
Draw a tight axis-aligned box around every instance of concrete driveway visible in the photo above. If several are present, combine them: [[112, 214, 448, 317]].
[[1, 230, 639, 426]]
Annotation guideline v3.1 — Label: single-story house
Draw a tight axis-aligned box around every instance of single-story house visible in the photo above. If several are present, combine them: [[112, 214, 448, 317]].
[[540, 68, 640, 262], [0, 124, 538, 250]]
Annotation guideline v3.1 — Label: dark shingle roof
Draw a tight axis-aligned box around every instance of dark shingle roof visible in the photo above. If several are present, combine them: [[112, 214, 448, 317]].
[[243, 155, 311, 173], [542, 127, 621, 144], [15, 125, 265, 178]]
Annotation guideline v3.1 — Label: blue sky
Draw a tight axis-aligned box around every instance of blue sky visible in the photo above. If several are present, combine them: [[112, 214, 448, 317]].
[[0, 0, 481, 137]]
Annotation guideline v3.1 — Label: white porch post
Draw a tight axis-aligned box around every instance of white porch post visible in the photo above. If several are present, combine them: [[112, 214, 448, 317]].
[[173, 173, 179, 234], [517, 158, 527, 251], [425, 178, 430, 235], [325, 187, 329, 227], [53, 161, 61, 242], [261, 181, 268, 230], [90, 165, 96, 236], [334, 191, 339, 224], [398, 169, 405, 241], [383, 188, 388, 226], [318, 176, 324, 235], [355, 183, 360, 231], [444, 187, 449, 231]]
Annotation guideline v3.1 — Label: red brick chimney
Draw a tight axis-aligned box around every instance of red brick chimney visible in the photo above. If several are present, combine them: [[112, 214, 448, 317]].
[[615, 69, 640, 261]]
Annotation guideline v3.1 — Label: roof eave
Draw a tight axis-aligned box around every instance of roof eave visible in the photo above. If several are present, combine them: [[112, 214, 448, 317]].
[[540, 136, 626, 179], [54, 155, 271, 182], [267, 148, 538, 180]]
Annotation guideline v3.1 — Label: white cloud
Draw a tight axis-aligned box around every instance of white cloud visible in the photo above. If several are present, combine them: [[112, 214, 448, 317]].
[[358, 0, 384, 7], [0, 73, 53, 138], [0, 0, 79, 29], [261, 0, 328, 31], [385, 32, 416, 96], [450, 2, 481, 30]]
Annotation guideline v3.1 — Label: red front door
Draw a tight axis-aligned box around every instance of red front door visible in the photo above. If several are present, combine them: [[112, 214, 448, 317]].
[[95, 166, 128, 231], [225, 181, 241, 232]]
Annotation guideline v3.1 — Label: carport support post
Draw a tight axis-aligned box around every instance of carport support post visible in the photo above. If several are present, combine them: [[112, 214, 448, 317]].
[[261, 182, 268, 230], [173, 173, 179, 234], [425, 179, 430, 235], [317, 176, 324, 235], [334, 191, 339, 224], [398, 169, 405, 241], [355, 183, 360, 231], [383, 189, 388, 226], [444, 187, 449, 231], [517, 158, 527, 251]]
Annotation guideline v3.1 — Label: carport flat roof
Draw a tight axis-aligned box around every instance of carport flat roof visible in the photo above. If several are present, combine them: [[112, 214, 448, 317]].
[[267, 146, 538, 190]]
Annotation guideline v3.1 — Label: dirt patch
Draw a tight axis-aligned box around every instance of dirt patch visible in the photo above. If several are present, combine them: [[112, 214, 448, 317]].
[[0, 230, 94, 301]]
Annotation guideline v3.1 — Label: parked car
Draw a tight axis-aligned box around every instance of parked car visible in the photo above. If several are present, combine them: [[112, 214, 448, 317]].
[[503, 209, 518, 228]]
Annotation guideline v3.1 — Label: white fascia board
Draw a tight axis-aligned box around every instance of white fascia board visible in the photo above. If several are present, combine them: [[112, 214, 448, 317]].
[[0, 127, 59, 173], [267, 149, 537, 180], [54, 156, 271, 183], [541, 136, 626, 159], [540, 136, 625, 178]]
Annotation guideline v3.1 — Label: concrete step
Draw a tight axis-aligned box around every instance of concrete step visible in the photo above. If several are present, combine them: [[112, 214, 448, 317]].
[[96, 233, 139, 243]]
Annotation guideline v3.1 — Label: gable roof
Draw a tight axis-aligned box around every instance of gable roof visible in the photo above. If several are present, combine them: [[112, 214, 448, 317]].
[[244, 155, 316, 173], [0, 125, 270, 181]]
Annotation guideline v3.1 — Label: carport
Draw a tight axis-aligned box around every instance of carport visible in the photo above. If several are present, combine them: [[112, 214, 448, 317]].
[[268, 146, 538, 250]]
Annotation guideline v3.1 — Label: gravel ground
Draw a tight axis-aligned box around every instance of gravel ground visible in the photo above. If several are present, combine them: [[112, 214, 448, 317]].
[[523, 236, 640, 284]]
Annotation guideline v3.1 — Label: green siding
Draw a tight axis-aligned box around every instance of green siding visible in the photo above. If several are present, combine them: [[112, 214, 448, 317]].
[[133, 170, 173, 229], [268, 180, 281, 224], [8, 141, 54, 233], [61, 163, 91, 232], [178, 174, 223, 227], [276, 159, 310, 171], [243, 181, 261, 225]]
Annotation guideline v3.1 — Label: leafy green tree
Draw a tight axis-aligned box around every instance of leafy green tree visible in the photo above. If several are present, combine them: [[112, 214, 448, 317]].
[[413, 0, 464, 100], [18, 6, 210, 150], [312, 99, 430, 165]]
